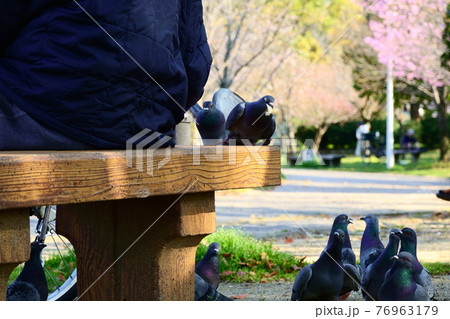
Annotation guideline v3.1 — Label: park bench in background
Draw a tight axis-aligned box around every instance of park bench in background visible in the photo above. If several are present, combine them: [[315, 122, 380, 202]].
[[0, 146, 280, 300], [288, 153, 346, 167], [393, 148, 427, 163]]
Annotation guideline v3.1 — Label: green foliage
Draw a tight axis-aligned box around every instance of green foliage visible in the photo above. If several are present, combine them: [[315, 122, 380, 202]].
[[196, 227, 306, 282]]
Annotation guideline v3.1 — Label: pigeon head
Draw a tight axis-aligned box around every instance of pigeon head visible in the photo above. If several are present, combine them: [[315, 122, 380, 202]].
[[334, 229, 346, 243], [208, 242, 221, 255], [203, 101, 213, 109], [30, 241, 46, 256], [262, 95, 275, 115], [388, 228, 402, 244], [360, 214, 378, 224], [392, 252, 416, 270], [399, 227, 417, 257], [333, 214, 352, 229]]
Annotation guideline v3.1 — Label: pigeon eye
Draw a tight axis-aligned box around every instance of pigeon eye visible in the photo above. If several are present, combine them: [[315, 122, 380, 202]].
[[403, 257, 408, 261]]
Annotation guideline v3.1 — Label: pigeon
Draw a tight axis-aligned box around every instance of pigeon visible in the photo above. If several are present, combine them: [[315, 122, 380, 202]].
[[195, 242, 221, 289], [436, 189, 450, 201], [360, 215, 385, 274], [361, 228, 402, 301], [324, 214, 361, 299], [194, 274, 232, 301], [225, 95, 276, 145], [398, 227, 435, 299], [7, 241, 48, 301], [211, 88, 246, 122], [325, 214, 356, 266], [291, 229, 345, 301], [190, 103, 226, 145], [378, 252, 430, 301]]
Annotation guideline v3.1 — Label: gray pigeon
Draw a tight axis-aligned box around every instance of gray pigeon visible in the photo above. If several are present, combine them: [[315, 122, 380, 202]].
[[291, 229, 345, 301], [398, 227, 434, 300], [361, 228, 402, 301], [194, 274, 232, 301], [7, 241, 48, 301], [378, 252, 430, 301], [360, 215, 385, 273], [195, 242, 221, 289], [225, 95, 276, 145]]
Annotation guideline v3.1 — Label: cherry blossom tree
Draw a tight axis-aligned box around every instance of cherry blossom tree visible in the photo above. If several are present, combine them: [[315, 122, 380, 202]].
[[364, 0, 449, 161]]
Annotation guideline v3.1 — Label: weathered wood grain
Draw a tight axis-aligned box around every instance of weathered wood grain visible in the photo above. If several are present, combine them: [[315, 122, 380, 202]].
[[57, 192, 216, 300], [0, 146, 280, 209], [0, 209, 30, 300]]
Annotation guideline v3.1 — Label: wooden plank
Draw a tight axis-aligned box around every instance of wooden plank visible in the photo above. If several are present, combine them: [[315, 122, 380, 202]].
[[0, 146, 280, 209], [56, 192, 216, 300]]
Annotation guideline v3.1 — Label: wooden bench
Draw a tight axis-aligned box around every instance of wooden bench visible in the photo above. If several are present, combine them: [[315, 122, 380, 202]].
[[287, 153, 345, 167], [393, 148, 427, 163], [0, 146, 280, 300]]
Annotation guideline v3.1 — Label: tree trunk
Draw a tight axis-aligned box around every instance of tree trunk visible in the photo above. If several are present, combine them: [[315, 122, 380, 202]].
[[313, 124, 330, 153], [435, 86, 449, 162], [410, 102, 421, 120]]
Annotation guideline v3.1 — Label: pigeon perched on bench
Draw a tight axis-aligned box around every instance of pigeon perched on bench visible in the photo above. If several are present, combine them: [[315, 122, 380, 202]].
[[360, 215, 385, 274], [195, 242, 221, 289], [361, 228, 401, 301], [7, 241, 48, 301], [291, 229, 345, 301], [398, 227, 435, 300], [225, 95, 276, 145], [190, 103, 226, 145], [378, 252, 430, 301]]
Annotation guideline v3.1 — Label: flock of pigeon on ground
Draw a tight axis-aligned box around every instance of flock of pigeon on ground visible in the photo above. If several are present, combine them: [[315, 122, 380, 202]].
[[190, 88, 276, 146], [195, 214, 435, 301]]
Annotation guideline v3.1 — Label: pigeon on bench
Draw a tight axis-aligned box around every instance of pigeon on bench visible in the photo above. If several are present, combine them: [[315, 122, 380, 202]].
[[195, 242, 221, 289], [190, 102, 226, 145], [378, 252, 430, 301], [324, 214, 361, 299], [291, 229, 345, 301], [361, 228, 401, 301], [398, 227, 435, 300], [360, 215, 385, 274], [225, 95, 276, 145], [7, 241, 48, 301]]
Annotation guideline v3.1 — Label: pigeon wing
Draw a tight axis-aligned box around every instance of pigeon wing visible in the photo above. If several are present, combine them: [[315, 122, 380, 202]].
[[225, 102, 246, 130], [260, 118, 276, 145], [291, 264, 312, 301], [418, 268, 434, 300], [341, 263, 361, 296], [212, 88, 245, 120]]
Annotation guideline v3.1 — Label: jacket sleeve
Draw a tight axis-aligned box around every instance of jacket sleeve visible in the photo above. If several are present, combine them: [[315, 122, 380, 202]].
[[0, 1, 31, 53], [182, 0, 212, 108]]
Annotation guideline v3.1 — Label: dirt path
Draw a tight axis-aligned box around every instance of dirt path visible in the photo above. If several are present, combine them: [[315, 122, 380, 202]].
[[218, 276, 449, 301]]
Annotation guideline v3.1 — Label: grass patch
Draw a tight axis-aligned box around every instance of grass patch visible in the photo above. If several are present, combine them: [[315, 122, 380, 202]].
[[8, 252, 77, 294], [284, 150, 450, 177], [196, 227, 306, 282], [422, 262, 450, 276]]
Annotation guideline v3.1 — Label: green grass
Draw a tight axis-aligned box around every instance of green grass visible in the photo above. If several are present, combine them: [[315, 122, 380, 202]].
[[284, 150, 450, 177], [196, 227, 306, 282], [8, 252, 77, 294], [422, 262, 450, 276]]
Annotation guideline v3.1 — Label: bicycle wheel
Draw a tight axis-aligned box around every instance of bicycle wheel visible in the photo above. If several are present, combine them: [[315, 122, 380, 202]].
[[32, 206, 78, 301]]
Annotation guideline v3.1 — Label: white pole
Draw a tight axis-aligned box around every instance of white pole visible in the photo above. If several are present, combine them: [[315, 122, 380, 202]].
[[386, 58, 395, 169]]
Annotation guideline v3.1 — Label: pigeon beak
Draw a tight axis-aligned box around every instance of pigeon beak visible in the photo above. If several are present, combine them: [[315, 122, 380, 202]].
[[214, 249, 220, 253], [392, 255, 399, 260], [265, 105, 275, 116], [348, 218, 353, 224], [360, 216, 366, 220]]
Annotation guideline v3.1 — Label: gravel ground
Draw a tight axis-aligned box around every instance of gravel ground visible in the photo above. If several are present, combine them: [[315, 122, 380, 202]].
[[218, 276, 450, 301]]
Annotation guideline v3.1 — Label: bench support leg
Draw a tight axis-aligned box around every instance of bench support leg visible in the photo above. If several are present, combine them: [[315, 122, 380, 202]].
[[57, 192, 216, 301], [0, 209, 31, 300]]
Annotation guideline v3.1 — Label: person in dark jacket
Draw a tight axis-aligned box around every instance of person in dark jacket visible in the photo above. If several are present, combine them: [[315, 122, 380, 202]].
[[0, 0, 212, 150]]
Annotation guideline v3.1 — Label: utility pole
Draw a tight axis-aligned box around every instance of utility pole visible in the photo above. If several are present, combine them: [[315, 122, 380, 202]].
[[386, 58, 395, 169]]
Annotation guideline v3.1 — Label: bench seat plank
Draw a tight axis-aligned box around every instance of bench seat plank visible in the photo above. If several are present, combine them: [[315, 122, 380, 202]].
[[0, 146, 280, 209]]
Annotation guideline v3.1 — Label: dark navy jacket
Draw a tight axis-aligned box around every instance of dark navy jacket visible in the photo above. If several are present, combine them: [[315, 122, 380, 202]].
[[0, 0, 212, 148]]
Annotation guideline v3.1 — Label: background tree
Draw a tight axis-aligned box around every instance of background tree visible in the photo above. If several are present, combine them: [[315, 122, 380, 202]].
[[364, 0, 449, 161]]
